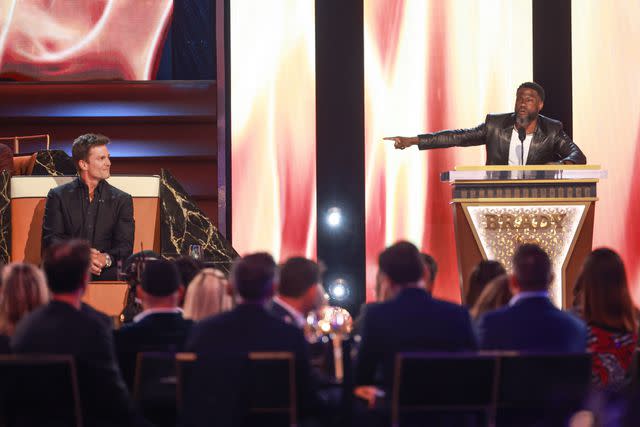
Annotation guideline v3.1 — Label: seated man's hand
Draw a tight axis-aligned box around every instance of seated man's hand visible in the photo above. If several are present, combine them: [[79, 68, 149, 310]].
[[90, 248, 107, 276], [383, 136, 419, 150], [354, 385, 385, 408]]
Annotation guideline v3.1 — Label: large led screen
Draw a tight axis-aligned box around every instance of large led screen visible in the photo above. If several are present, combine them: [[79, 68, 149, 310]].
[[572, 1, 640, 304], [364, 0, 532, 302], [230, 0, 316, 261]]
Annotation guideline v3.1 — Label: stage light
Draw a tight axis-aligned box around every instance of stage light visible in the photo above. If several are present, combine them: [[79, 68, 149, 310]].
[[326, 207, 342, 228], [328, 278, 349, 301]]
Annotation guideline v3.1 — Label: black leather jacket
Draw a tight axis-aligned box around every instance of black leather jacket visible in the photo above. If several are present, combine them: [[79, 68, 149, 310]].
[[417, 113, 586, 165]]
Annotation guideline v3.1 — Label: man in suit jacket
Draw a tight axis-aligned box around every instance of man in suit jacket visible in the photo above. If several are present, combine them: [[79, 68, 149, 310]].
[[356, 242, 477, 392], [476, 244, 587, 352], [185, 253, 319, 424], [115, 259, 193, 386], [385, 82, 586, 165], [266, 257, 324, 328], [11, 239, 138, 427], [42, 133, 134, 281]]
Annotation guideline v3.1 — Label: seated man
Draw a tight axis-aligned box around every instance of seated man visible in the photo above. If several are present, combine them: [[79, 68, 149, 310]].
[[114, 259, 193, 387], [476, 244, 587, 352], [356, 241, 476, 391], [42, 133, 134, 280], [11, 239, 138, 426], [185, 253, 319, 423], [267, 256, 325, 328]]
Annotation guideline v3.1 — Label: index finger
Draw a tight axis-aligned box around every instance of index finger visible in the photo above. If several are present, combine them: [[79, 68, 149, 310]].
[[382, 137, 397, 141]]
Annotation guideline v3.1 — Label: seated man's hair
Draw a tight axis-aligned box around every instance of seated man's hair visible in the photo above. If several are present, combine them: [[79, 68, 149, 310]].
[[512, 243, 552, 291], [142, 259, 182, 297], [518, 81, 545, 102], [232, 253, 276, 302], [43, 239, 91, 294], [278, 257, 321, 298], [378, 241, 423, 285], [71, 133, 110, 165]]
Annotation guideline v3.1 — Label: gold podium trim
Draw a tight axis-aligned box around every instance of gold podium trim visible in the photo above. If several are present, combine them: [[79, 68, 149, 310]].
[[460, 201, 591, 308], [454, 165, 601, 171], [452, 197, 598, 203]]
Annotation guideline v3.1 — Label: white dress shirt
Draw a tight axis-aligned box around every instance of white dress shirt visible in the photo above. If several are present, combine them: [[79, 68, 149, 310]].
[[508, 128, 533, 165]]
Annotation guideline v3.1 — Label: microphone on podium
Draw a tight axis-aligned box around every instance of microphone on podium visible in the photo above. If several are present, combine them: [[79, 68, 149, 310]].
[[517, 127, 526, 165]]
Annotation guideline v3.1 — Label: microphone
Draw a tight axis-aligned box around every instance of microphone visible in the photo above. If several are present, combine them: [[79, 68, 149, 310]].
[[517, 127, 526, 165]]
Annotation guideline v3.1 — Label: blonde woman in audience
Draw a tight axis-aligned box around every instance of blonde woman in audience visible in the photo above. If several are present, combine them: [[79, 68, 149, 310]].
[[0, 263, 50, 351], [470, 274, 512, 319], [183, 268, 232, 321]]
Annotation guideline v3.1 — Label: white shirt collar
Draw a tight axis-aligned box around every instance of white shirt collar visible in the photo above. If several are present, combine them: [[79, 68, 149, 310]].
[[133, 307, 183, 323], [509, 291, 549, 306], [272, 296, 306, 328]]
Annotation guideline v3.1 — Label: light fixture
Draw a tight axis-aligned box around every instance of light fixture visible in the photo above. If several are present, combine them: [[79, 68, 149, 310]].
[[328, 278, 349, 301], [326, 207, 342, 228]]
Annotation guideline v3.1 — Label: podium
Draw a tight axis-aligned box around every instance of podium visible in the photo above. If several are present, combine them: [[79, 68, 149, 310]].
[[442, 165, 606, 308]]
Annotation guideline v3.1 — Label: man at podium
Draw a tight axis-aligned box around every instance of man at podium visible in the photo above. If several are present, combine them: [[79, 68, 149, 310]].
[[384, 82, 586, 165], [42, 134, 134, 280]]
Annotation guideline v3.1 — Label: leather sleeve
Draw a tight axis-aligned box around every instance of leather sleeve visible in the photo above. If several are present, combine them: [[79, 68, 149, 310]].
[[554, 127, 587, 164], [417, 121, 487, 150], [107, 194, 134, 262], [42, 189, 69, 250]]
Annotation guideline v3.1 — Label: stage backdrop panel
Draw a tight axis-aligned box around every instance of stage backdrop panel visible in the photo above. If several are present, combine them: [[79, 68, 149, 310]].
[[364, 0, 532, 302], [572, 1, 640, 304], [230, 0, 316, 261]]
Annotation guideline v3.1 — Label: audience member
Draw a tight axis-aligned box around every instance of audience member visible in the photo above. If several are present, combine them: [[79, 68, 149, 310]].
[[11, 239, 138, 426], [476, 243, 587, 352], [183, 268, 232, 321], [465, 260, 506, 307], [421, 252, 438, 292], [267, 257, 324, 328], [469, 274, 512, 319], [185, 253, 318, 421], [120, 250, 160, 323], [173, 255, 203, 296], [356, 241, 476, 393], [578, 248, 638, 389], [114, 259, 193, 386], [0, 263, 49, 352]]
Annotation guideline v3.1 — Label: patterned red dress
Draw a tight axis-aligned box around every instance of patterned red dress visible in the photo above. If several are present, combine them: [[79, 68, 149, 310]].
[[587, 323, 637, 388]]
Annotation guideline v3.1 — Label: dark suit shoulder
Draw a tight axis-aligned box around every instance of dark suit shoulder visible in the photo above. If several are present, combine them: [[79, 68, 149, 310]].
[[102, 180, 132, 199], [538, 114, 562, 128], [47, 179, 77, 197], [485, 112, 513, 123]]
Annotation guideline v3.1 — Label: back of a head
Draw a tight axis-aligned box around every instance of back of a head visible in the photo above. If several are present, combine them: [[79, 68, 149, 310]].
[[466, 260, 506, 306], [512, 244, 551, 292], [0, 263, 50, 335], [421, 253, 438, 284], [123, 250, 160, 286], [183, 269, 231, 321], [173, 256, 203, 291], [141, 259, 181, 298], [581, 248, 636, 332], [43, 240, 91, 294], [278, 257, 320, 298], [378, 241, 423, 286], [469, 274, 512, 319], [232, 253, 276, 302]]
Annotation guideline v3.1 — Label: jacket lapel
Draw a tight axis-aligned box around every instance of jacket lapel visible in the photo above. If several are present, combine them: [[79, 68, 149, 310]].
[[499, 114, 516, 164], [526, 116, 548, 165]]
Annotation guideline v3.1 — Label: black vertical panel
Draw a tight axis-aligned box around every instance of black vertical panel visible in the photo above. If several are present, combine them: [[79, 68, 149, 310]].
[[533, 0, 572, 137], [315, 0, 365, 315], [216, 0, 231, 239], [172, 0, 216, 80]]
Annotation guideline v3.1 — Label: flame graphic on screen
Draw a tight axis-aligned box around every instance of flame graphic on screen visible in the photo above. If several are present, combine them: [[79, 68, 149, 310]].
[[572, 0, 640, 304], [230, 1, 316, 261], [0, 0, 173, 80], [364, 0, 532, 302]]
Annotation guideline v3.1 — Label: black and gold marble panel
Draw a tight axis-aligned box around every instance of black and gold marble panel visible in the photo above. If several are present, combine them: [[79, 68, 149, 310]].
[[159, 169, 238, 273], [0, 170, 10, 264], [31, 150, 76, 176]]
